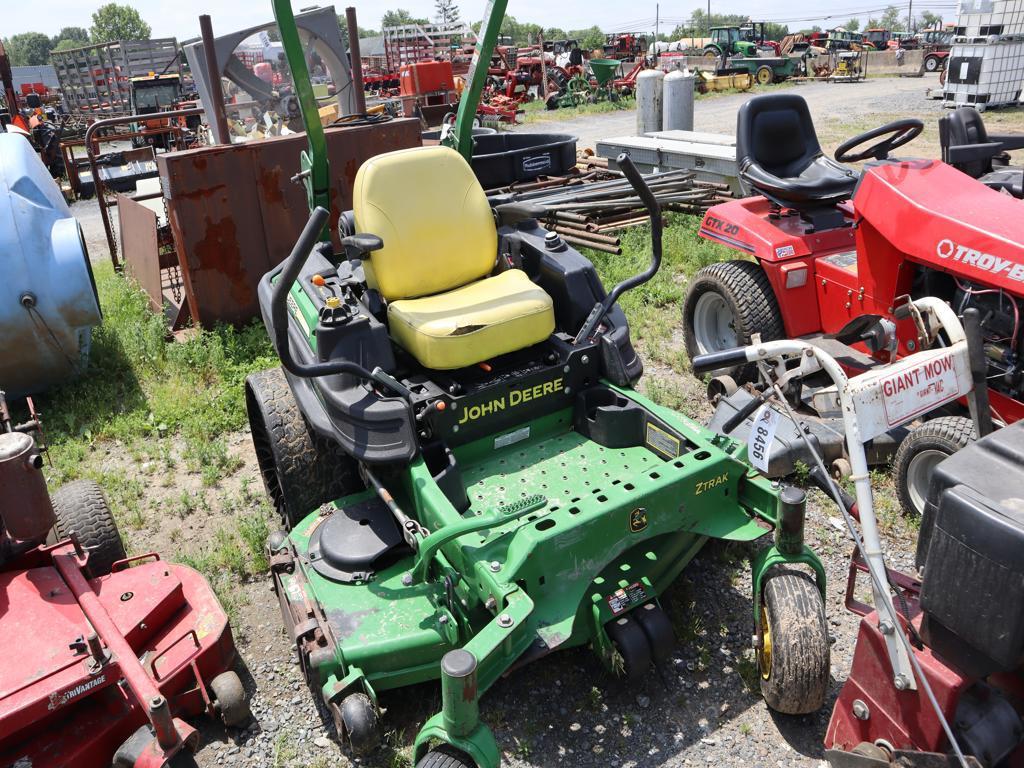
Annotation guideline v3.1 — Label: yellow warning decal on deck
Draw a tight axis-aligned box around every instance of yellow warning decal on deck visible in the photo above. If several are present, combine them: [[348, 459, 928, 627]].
[[645, 422, 680, 459]]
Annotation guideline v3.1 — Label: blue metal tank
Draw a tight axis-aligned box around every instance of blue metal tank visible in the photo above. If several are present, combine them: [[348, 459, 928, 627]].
[[0, 132, 102, 397]]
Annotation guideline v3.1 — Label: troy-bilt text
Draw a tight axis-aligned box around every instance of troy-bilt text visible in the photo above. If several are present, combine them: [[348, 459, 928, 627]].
[[936, 238, 1024, 283]]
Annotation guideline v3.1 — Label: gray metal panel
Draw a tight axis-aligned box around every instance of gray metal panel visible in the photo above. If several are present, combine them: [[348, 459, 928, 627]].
[[596, 134, 740, 194]]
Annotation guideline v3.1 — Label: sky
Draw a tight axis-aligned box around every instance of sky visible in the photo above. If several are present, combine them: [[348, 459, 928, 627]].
[[3, 0, 959, 41]]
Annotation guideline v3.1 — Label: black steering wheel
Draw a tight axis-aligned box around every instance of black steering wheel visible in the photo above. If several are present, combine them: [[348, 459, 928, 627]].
[[834, 118, 924, 163]]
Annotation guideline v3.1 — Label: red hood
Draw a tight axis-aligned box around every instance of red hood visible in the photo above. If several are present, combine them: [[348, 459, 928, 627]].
[[855, 160, 1024, 292]]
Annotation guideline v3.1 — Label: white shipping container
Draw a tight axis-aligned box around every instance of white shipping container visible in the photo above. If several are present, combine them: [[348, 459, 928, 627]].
[[942, 36, 1024, 108], [955, 0, 1024, 36]]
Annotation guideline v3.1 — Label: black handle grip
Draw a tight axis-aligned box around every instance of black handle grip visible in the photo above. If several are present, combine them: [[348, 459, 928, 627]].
[[573, 152, 663, 344], [691, 347, 749, 375], [722, 392, 765, 435]]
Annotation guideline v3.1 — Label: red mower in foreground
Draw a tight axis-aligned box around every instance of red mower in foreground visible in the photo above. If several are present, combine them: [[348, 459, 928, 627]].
[[683, 93, 1024, 515], [0, 425, 250, 766]]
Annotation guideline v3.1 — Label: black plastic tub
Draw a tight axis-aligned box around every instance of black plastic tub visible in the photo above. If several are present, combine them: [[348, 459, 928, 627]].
[[470, 133, 578, 189]]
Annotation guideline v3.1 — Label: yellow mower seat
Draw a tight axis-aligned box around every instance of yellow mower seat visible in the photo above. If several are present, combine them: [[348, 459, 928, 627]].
[[388, 269, 554, 370], [353, 145, 555, 370]]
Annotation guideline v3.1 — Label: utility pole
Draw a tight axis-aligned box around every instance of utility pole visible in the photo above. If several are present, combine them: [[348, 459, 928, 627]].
[[656, 3, 660, 40], [707, 0, 712, 36], [908, 0, 914, 33]]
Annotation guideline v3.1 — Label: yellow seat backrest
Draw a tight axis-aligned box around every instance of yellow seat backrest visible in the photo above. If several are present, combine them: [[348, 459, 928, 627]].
[[353, 145, 497, 301]]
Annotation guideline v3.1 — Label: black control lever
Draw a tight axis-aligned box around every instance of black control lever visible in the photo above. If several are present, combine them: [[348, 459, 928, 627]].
[[721, 391, 767, 435], [573, 152, 662, 344], [270, 207, 410, 400]]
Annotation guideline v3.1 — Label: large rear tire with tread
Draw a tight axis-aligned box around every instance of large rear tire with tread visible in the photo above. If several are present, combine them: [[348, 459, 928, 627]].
[[52, 480, 126, 578], [245, 367, 360, 530], [758, 568, 830, 715], [683, 260, 784, 382], [417, 745, 476, 768], [894, 416, 976, 518]]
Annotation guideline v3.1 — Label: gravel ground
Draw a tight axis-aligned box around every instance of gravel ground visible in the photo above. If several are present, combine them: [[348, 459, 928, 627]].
[[64, 76, 1007, 768]]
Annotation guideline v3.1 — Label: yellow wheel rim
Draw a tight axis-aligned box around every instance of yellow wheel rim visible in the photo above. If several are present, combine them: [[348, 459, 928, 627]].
[[758, 605, 772, 680], [757, 69, 772, 85]]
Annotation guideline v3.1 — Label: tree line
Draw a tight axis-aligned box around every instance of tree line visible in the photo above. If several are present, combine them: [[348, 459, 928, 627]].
[[4, 3, 151, 65]]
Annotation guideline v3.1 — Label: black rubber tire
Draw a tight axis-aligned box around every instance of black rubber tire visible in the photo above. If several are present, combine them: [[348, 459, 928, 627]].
[[759, 568, 830, 715], [417, 745, 476, 768], [756, 65, 774, 85], [210, 671, 251, 727], [683, 260, 784, 382], [606, 615, 652, 683], [52, 480, 126, 578], [168, 752, 200, 768], [245, 367, 360, 530], [338, 692, 380, 755], [894, 416, 976, 518], [632, 602, 676, 664], [924, 55, 939, 72]]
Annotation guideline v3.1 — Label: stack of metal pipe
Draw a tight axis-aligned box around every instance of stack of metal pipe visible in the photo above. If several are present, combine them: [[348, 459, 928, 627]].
[[491, 168, 722, 254]]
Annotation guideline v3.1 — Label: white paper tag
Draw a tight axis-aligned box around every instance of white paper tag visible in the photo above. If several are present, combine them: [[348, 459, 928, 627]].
[[747, 404, 780, 474]]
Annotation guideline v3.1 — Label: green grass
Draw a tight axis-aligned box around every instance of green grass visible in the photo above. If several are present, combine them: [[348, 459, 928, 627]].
[[38, 262, 276, 488], [520, 96, 627, 123]]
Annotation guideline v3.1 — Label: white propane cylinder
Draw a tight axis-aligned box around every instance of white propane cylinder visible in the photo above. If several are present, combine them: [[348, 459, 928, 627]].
[[636, 68, 665, 135], [663, 69, 694, 131]]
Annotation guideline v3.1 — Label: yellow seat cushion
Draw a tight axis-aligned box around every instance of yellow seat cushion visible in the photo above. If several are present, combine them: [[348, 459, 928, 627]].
[[353, 145, 497, 301], [388, 270, 555, 370]]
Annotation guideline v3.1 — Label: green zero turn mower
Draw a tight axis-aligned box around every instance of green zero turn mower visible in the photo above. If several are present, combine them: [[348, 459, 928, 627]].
[[246, 2, 831, 765]]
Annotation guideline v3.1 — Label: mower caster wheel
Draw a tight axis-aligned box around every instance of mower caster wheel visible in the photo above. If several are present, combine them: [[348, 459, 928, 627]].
[[759, 568, 830, 715], [894, 416, 976, 517], [707, 375, 738, 404], [606, 615, 652, 683], [52, 479, 126, 577], [332, 693, 379, 755], [416, 744, 477, 768], [211, 671, 251, 727], [830, 458, 852, 481], [632, 603, 675, 664]]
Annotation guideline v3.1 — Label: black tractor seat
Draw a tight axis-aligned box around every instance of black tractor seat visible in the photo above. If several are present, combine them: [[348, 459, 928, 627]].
[[940, 106, 1024, 198], [737, 94, 859, 230]]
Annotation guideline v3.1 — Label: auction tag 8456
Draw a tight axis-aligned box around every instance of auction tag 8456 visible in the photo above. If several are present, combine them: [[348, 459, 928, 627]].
[[748, 404, 780, 474]]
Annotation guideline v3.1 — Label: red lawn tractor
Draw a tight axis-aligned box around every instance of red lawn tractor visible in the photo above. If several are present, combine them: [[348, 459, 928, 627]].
[[0, 424, 250, 766], [682, 93, 1024, 516]]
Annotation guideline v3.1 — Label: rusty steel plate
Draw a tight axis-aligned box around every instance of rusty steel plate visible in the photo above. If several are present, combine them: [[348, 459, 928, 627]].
[[157, 118, 422, 327]]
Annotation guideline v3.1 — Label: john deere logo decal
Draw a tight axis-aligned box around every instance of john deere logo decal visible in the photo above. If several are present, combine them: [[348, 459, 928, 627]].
[[629, 508, 648, 533]]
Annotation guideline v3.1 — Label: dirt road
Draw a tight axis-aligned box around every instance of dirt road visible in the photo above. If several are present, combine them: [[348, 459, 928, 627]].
[[517, 74, 948, 151]]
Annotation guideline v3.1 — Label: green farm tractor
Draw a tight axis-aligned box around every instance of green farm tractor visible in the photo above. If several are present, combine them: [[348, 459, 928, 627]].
[[704, 22, 780, 60], [245, 1, 832, 765]]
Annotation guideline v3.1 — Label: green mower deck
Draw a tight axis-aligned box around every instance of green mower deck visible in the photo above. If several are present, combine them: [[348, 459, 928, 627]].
[[266, 389, 827, 766]]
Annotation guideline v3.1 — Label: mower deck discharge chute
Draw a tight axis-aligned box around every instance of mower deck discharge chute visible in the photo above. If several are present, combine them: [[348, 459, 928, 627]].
[[684, 92, 1024, 515], [246, 5, 831, 765]]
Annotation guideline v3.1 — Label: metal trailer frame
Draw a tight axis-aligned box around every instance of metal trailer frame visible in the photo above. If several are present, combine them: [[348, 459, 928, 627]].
[[382, 21, 478, 73], [50, 39, 180, 117]]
